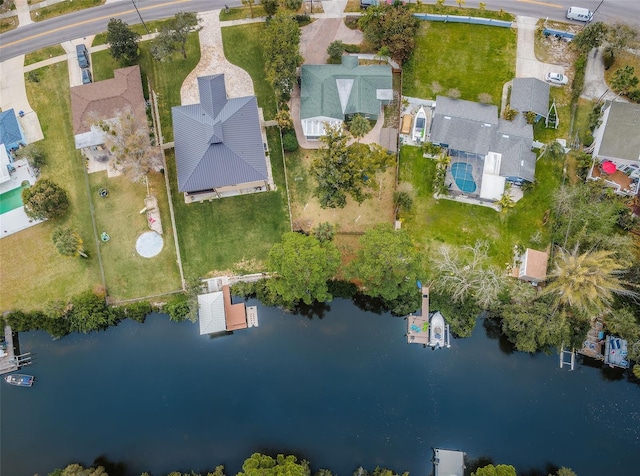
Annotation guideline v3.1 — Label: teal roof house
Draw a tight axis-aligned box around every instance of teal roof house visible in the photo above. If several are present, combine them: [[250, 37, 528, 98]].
[[300, 56, 393, 140]]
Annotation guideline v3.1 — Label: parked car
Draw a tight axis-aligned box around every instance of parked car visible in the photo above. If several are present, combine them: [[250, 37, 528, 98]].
[[76, 44, 90, 69], [360, 0, 378, 8], [81, 68, 92, 84], [545, 72, 569, 85]]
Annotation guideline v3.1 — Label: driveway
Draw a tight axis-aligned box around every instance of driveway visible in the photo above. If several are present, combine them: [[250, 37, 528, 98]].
[[0, 56, 43, 143], [180, 10, 256, 104], [515, 16, 566, 80], [581, 46, 628, 102]]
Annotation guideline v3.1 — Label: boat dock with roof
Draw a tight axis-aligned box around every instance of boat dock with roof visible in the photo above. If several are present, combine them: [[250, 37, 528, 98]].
[[433, 448, 465, 476]]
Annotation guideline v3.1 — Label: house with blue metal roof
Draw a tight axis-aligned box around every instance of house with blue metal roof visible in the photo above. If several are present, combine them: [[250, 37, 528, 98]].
[[172, 74, 274, 202], [0, 109, 26, 154], [300, 56, 393, 140]]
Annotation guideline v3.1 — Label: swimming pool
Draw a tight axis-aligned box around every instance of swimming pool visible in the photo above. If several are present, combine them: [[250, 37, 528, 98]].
[[450, 162, 477, 193], [0, 184, 28, 214]]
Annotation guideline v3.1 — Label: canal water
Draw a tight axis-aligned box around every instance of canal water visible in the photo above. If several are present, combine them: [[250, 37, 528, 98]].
[[1, 299, 639, 476]]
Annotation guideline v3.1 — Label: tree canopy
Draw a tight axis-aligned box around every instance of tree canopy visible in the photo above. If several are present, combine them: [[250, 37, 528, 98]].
[[349, 223, 423, 304], [264, 12, 303, 101], [151, 11, 202, 60], [95, 106, 162, 182], [358, 4, 420, 64], [267, 232, 341, 307], [22, 178, 69, 220], [238, 453, 310, 476], [542, 246, 638, 318], [52, 227, 88, 258], [472, 464, 517, 476], [106, 18, 141, 63], [311, 123, 392, 208], [572, 21, 607, 53]]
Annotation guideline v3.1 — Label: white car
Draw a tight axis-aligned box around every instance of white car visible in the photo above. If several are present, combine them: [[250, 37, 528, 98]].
[[545, 72, 569, 85]]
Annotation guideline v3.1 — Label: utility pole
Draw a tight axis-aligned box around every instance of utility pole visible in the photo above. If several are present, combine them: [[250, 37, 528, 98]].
[[132, 0, 150, 34]]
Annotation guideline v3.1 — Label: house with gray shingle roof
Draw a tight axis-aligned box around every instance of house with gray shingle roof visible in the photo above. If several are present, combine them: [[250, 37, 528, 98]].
[[429, 96, 536, 202], [300, 55, 393, 140], [588, 101, 640, 196], [172, 74, 274, 202], [510, 78, 550, 119]]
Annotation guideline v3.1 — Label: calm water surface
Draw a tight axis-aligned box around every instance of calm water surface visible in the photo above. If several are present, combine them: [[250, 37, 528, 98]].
[[1, 299, 639, 476]]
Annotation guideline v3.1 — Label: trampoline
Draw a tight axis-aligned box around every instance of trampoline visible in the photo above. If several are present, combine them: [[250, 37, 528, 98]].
[[451, 162, 477, 193], [136, 231, 163, 258]]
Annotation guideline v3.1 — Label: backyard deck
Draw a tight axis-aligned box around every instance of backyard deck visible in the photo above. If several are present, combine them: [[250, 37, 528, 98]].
[[578, 319, 605, 360]]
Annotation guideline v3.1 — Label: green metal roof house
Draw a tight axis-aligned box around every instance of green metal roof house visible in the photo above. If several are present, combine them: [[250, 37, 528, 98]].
[[300, 55, 393, 140]]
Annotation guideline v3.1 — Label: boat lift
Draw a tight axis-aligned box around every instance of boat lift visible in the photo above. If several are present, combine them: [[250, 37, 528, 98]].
[[559, 347, 575, 370]]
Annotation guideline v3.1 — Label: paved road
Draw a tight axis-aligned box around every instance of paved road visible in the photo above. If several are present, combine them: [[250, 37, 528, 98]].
[[0, 0, 240, 61], [1, 0, 639, 61]]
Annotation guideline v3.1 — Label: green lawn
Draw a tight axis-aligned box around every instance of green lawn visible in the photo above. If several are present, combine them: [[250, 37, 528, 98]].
[[167, 128, 290, 277], [0, 15, 18, 34], [219, 6, 267, 21], [32, 0, 104, 22], [222, 23, 277, 120], [24, 45, 66, 65], [398, 146, 563, 270], [0, 63, 102, 311], [403, 22, 516, 105], [89, 171, 181, 300]]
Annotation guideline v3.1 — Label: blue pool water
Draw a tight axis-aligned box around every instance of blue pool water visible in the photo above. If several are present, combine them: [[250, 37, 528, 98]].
[[451, 162, 477, 193]]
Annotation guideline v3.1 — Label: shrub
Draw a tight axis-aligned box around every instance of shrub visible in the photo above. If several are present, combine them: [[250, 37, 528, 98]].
[[603, 47, 615, 70], [343, 44, 360, 53], [284, 0, 302, 10], [524, 111, 537, 124], [294, 14, 311, 25], [628, 89, 640, 103], [22, 178, 69, 220], [123, 301, 152, 322], [327, 40, 345, 63], [502, 107, 518, 121], [282, 130, 299, 151], [165, 293, 192, 322]]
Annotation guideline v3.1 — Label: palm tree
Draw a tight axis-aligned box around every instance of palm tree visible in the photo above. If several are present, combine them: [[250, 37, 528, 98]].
[[542, 246, 638, 317]]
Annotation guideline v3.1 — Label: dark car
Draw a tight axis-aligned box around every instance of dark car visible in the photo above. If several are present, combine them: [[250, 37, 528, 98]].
[[76, 44, 90, 69], [81, 68, 92, 84]]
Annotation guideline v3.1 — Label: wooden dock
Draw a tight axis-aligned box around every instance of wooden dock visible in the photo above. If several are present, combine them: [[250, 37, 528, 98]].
[[578, 318, 605, 360], [407, 286, 430, 345]]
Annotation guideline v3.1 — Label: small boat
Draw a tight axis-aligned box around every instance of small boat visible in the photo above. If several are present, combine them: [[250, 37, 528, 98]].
[[412, 106, 427, 143], [428, 311, 451, 349], [4, 374, 35, 387]]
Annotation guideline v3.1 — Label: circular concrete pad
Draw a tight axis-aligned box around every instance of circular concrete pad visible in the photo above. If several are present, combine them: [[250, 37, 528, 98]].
[[136, 231, 163, 258]]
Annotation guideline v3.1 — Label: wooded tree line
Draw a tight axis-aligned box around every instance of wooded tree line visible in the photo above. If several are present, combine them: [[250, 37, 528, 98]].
[[48, 452, 576, 476]]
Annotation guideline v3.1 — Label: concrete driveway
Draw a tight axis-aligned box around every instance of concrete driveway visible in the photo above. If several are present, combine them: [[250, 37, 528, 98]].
[[515, 16, 566, 80], [0, 56, 43, 143]]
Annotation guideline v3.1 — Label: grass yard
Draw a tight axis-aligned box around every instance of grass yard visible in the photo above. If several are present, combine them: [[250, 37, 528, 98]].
[[403, 22, 516, 106], [398, 145, 563, 270], [285, 148, 396, 234], [24, 45, 66, 65], [32, 0, 104, 22], [0, 63, 102, 312], [167, 128, 290, 278], [604, 50, 640, 91], [88, 171, 181, 300], [93, 19, 174, 46], [219, 5, 267, 21], [222, 23, 277, 120], [0, 15, 18, 34]]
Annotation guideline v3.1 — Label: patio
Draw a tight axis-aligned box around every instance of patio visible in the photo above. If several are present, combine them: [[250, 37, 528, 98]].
[[589, 160, 640, 196]]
